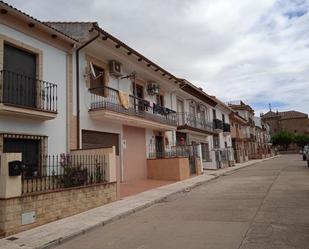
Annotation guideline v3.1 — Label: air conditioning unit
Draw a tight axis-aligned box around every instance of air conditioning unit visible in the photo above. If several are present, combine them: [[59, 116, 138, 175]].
[[147, 81, 160, 96], [109, 60, 122, 77]]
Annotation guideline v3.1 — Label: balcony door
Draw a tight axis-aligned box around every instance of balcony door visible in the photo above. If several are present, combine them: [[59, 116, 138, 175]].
[[176, 99, 184, 125], [90, 64, 105, 96], [189, 103, 196, 127], [133, 83, 144, 111], [3, 44, 37, 108]]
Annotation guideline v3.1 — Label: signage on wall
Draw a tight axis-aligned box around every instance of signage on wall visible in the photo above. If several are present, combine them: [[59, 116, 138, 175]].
[[122, 139, 127, 149]]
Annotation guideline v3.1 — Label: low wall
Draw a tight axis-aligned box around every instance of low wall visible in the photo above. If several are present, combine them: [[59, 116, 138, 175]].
[[147, 157, 190, 181], [70, 147, 120, 198], [0, 182, 116, 237]]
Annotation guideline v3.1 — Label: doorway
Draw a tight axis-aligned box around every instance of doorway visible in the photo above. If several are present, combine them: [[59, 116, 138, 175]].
[[155, 135, 164, 158], [3, 44, 37, 108]]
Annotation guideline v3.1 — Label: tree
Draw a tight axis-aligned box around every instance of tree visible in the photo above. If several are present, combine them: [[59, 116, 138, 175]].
[[294, 133, 309, 148], [271, 131, 295, 150]]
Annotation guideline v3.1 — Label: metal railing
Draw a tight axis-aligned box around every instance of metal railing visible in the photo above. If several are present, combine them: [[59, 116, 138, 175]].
[[177, 112, 213, 132], [213, 118, 223, 130], [214, 147, 234, 162], [147, 144, 200, 159], [22, 154, 107, 194], [89, 86, 177, 126], [223, 123, 231, 132], [0, 70, 58, 113]]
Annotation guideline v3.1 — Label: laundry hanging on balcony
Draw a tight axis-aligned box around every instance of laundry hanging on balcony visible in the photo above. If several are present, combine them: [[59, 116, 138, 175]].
[[118, 90, 130, 109]]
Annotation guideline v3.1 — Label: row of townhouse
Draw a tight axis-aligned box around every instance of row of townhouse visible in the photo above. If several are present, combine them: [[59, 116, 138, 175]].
[[228, 101, 272, 163], [0, 1, 270, 237], [0, 2, 234, 185]]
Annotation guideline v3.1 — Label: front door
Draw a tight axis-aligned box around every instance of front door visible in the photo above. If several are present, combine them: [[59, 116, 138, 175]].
[[3, 44, 37, 108], [3, 138, 39, 177], [188, 143, 197, 174]]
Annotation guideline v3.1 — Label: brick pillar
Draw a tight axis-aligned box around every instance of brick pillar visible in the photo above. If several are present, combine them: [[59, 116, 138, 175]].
[[105, 148, 116, 182]]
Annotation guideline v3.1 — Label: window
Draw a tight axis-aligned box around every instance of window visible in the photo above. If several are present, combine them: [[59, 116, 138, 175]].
[[3, 43, 37, 107], [2, 133, 46, 177]]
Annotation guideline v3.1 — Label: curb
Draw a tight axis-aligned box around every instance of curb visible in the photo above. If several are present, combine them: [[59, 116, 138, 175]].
[[1, 156, 277, 249]]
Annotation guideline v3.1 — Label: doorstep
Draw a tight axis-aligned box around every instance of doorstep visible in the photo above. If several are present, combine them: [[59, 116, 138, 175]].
[[0, 156, 278, 249]]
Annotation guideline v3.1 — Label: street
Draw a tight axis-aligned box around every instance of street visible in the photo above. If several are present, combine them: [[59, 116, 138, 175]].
[[56, 155, 309, 249]]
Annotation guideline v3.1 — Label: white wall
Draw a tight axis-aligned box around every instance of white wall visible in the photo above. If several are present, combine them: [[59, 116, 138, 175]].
[[0, 24, 68, 155]]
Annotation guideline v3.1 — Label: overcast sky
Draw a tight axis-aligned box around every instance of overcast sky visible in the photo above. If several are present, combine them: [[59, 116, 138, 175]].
[[6, 0, 309, 115]]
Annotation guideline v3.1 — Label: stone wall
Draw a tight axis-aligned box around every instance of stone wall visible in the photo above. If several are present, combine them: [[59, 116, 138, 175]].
[[0, 182, 116, 238]]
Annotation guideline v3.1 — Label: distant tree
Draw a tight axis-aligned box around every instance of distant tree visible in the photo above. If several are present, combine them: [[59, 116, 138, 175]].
[[271, 130, 295, 150], [293, 133, 309, 148]]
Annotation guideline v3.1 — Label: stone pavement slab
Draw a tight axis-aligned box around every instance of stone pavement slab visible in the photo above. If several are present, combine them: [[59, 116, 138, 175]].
[[0, 157, 276, 249]]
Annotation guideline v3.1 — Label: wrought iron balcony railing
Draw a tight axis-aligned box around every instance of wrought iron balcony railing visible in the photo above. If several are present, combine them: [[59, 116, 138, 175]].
[[89, 86, 177, 126], [177, 112, 213, 132], [223, 123, 231, 132], [0, 70, 58, 113], [213, 118, 223, 130]]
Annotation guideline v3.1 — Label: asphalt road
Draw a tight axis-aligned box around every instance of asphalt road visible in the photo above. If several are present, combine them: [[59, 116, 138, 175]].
[[56, 155, 309, 249]]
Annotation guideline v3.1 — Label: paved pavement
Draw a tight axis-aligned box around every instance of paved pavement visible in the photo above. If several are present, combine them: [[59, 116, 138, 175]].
[[0, 156, 278, 249], [55, 155, 309, 249]]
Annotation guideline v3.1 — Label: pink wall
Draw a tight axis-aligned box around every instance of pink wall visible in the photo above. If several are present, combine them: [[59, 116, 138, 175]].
[[123, 125, 147, 181]]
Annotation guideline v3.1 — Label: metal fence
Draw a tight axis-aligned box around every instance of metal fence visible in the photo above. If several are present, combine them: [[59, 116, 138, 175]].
[[89, 86, 177, 125], [147, 144, 200, 159], [0, 70, 58, 113], [22, 154, 107, 194]]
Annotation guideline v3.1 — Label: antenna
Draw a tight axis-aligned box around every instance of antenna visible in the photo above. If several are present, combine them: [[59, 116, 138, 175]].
[[269, 103, 272, 112]]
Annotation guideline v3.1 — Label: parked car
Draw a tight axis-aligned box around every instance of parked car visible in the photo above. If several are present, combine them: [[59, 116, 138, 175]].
[[306, 150, 309, 167], [302, 145, 308, 161]]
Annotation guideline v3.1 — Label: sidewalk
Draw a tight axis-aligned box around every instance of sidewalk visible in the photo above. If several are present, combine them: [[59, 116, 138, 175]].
[[0, 156, 277, 249]]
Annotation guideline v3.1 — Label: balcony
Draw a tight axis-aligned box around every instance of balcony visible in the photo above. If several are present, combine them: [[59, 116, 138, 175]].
[[213, 118, 223, 131], [89, 86, 177, 129], [250, 134, 256, 141], [223, 123, 231, 135], [0, 70, 58, 120], [177, 112, 213, 134], [248, 118, 255, 127]]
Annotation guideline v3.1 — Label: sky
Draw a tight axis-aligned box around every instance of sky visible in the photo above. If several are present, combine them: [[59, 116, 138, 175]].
[[5, 0, 309, 115]]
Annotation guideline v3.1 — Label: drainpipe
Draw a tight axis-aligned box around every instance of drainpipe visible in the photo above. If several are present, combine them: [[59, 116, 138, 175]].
[[76, 33, 100, 149]]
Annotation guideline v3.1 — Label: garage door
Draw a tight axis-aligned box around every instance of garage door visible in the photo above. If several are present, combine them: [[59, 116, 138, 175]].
[[82, 130, 119, 155]]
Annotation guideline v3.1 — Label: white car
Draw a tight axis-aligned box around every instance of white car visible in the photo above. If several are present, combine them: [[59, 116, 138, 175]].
[[303, 145, 309, 161]]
